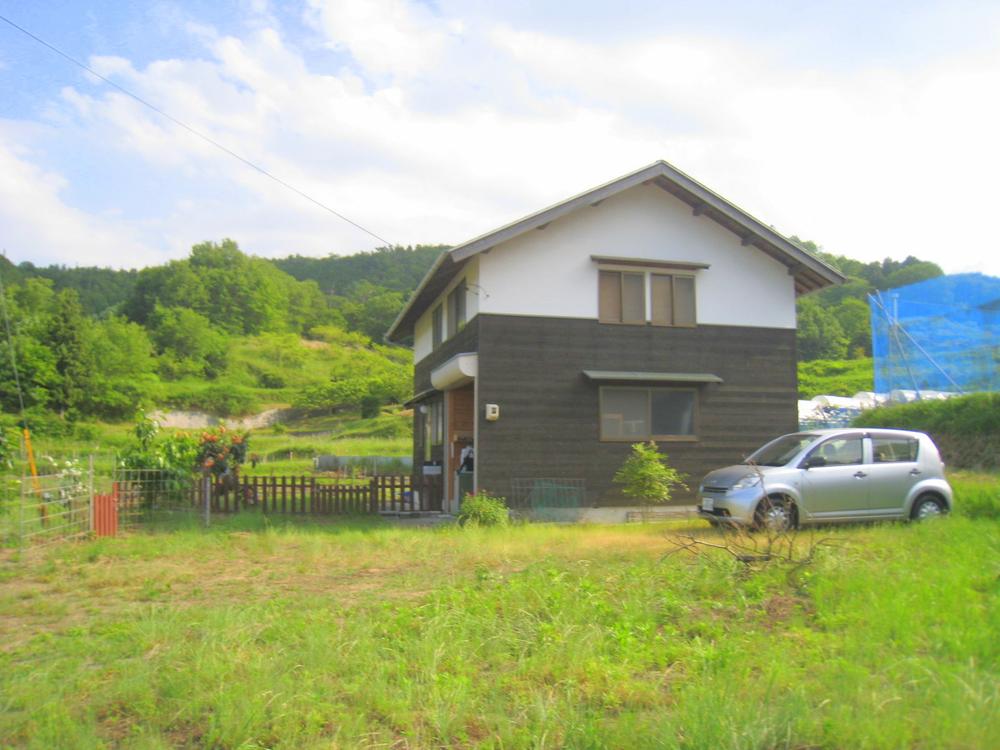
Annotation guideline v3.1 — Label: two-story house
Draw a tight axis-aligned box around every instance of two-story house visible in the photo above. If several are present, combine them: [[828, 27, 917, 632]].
[[386, 161, 844, 512]]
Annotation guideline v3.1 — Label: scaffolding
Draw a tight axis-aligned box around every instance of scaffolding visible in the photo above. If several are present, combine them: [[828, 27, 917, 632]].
[[870, 273, 1000, 399]]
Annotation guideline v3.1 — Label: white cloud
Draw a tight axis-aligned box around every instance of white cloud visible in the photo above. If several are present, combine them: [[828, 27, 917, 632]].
[[4, 0, 1000, 277], [0, 130, 161, 267], [304, 0, 463, 79], [490, 25, 1000, 273]]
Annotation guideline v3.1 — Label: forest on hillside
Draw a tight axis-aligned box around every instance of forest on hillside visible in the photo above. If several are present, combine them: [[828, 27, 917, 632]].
[[0, 237, 943, 433]]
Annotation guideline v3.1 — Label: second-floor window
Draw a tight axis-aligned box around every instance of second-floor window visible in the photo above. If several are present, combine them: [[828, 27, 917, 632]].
[[598, 269, 696, 326], [432, 304, 443, 349], [447, 279, 467, 338]]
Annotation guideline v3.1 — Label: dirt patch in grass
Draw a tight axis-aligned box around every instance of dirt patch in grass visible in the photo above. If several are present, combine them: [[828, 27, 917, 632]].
[[0, 546, 434, 654]]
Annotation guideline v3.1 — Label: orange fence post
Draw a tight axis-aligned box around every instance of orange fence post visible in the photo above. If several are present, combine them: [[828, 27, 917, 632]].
[[93, 494, 118, 537]]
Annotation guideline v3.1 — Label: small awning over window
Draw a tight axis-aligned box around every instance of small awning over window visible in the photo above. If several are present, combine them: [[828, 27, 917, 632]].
[[583, 370, 723, 384], [403, 388, 437, 408]]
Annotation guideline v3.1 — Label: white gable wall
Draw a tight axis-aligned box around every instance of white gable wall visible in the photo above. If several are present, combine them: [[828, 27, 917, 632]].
[[413, 256, 480, 362], [476, 183, 796, 329]]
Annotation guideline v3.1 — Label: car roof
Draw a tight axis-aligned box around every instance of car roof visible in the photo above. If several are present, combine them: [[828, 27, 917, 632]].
[[793, 428, 927, 439]]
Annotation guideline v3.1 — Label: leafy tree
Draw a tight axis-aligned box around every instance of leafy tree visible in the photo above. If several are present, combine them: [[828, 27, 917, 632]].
[[833, 297, 872, 358], [797, 299, 849, 361], [124, 239, 334, 336], [82, 317, 159, 419], [613, 442, 687, 511], [43, 289, 93, 417], [334, 281, 406, 342], [149, 306, 228, 378], [274, 245, 446, 294]]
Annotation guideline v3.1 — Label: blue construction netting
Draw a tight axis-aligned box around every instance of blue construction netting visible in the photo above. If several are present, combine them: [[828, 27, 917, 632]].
[[870, 273, 1000, 396]]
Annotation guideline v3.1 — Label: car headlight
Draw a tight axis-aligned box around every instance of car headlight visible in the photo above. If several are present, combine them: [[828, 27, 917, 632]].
[[730, 474, 761, 491]]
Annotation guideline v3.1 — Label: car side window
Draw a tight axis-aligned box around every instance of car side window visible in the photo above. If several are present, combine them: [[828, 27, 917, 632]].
[[806, 436, 864, 467], [872, 437, 919, 463]]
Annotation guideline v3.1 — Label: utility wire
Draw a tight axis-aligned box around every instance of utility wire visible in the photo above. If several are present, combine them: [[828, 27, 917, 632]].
[[0, 13, 395, 247]]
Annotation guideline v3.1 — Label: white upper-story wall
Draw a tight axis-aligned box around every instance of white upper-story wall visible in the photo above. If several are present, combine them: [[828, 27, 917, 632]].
[[477, 182, 796, 328], [414, 256, 480, 362], [413, 183, 797, 364]]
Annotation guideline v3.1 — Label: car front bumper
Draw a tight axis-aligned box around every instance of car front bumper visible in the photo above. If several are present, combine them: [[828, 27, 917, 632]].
[[697, 487, 763, 526]]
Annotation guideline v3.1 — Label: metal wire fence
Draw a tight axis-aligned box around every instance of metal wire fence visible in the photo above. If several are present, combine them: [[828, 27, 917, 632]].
[[1, 468, 94, 549]]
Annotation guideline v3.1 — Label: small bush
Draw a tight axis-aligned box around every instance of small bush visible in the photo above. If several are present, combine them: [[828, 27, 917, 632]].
[[457, 491, 509, 527], [73, 423, 101, 441], [613, 441, 687, 507]]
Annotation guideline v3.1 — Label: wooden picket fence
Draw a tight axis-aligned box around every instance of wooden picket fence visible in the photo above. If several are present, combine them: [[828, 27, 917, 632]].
[[200, 474, 443, 515]]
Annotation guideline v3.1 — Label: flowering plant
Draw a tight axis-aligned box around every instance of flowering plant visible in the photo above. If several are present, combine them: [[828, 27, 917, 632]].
[[195, 426, 249, 477]]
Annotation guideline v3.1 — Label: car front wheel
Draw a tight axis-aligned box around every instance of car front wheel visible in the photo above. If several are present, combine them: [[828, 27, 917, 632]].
[[911, 495, 947, 521], [754, 496, 795, 532]]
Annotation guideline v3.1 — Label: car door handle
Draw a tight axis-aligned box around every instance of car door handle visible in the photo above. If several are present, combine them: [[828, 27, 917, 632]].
[[909, 468, 922, 476], [853, 471, 868, 479]]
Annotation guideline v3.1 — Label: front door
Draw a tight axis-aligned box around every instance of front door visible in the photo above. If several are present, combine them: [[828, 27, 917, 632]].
[[800, 435, 868, 518], [445, 384, 475, 513]]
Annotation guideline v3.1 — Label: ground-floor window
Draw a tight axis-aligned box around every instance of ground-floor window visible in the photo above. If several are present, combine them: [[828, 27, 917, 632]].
[[599, 386, 696, 440], [421, 399, 444, 462]]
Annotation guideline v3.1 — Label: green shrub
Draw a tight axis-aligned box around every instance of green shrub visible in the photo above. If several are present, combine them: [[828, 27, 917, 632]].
[[457, 491, 509, 527], [73, 423, 101, 441], [613, 441, 687, 507]]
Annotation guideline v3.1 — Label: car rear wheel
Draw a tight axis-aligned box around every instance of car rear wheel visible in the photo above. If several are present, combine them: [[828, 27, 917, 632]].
[[911, 494, 946, 521], [754, 496, 795, 532]]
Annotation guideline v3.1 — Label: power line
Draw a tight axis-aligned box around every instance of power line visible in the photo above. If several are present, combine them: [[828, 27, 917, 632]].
[[0, 13, 395, 248]]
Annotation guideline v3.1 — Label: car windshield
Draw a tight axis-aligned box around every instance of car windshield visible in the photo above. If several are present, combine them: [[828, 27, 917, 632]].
[[745, 434, 818, 467]]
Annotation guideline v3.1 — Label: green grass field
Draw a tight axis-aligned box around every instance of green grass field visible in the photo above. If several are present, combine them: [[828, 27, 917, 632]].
[[1, 501, 998, 748]]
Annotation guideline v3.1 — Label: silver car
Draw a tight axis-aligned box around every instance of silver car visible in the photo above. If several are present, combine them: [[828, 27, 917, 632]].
[[698, 429, 953, 529]]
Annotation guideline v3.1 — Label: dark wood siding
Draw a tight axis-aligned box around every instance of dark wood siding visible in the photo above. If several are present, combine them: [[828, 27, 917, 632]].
[[474, 314, 797, 505]]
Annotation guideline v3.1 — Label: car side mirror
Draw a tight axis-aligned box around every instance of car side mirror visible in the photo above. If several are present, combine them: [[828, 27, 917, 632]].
[[803, 455, 827, 469]]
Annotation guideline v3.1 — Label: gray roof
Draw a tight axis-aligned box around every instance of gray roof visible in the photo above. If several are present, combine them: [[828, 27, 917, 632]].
[[386, 160, 845, 342]]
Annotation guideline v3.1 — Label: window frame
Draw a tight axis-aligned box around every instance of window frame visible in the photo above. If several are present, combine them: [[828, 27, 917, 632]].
[[447, 278, 467, 338], [801, 435, 865, 468], [429, 400, 444, 447], [598, 385, 699, 442], [650, 273, 697, 328], [597, 267, 697, 328], [870, 435, 919, 464], [431, 304, 443, 350]]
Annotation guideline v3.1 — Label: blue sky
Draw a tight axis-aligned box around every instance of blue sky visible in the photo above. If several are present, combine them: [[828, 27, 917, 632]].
[[1, 0, 999, 272]]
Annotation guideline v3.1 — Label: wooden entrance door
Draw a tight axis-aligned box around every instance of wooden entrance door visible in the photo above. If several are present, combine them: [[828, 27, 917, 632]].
[[446, 384, 475, 511]]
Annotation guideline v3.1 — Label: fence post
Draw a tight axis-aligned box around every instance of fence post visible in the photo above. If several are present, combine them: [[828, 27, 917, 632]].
[[202, 473, 211, 527], [88, 455, 95, 535], [369, 477, 377, 514], [18, 475, 25, 553]]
